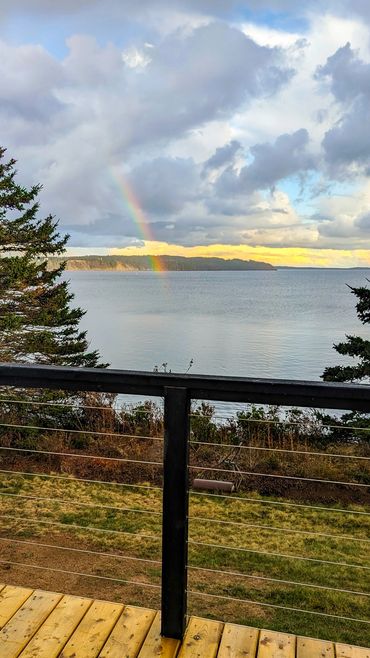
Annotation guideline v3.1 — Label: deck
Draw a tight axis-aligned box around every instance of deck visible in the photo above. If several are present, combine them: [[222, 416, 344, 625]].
[[0, 584, 368, 658]]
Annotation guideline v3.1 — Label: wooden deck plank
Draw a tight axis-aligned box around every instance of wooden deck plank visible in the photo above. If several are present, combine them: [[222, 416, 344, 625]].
[[19, 594, 92, 658], [257, 630, 296, 658], [297, 636, 334, 658], [336, 644, 370, 658], [0, 586, 34, 630], [0, 589, 62, 658], [99, 605, 156, 658], [59, 599, 123, 658], [0, 585, 367, 658], [217, 623, 259, 658], [138, 612, 180, 658], [177, 616, 224, 658]]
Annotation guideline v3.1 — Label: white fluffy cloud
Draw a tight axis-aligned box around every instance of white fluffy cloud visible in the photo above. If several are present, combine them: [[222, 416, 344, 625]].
[[1, 1, 370, 253]]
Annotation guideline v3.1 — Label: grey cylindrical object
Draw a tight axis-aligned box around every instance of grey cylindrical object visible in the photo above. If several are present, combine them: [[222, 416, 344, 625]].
[[193, 478, 235, 492]]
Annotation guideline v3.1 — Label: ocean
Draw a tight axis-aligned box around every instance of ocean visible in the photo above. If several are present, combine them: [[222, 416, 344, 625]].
[[66, 268, 369, 385]]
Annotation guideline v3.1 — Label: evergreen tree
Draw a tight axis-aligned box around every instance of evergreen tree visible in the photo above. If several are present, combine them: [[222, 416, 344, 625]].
[[322, 282, 370, 383], [0, 146, 104, 367]]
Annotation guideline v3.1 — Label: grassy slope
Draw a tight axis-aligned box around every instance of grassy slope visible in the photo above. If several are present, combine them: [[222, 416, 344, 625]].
[[0, 473, 368, 646]]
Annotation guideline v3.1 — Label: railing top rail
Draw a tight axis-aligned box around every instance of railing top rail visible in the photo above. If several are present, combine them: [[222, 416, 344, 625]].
[[1, 362, 370, 411]]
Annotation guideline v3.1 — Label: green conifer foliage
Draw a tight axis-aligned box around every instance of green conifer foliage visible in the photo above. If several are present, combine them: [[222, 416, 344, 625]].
[[322, 283, 370, 382], [0, 147, 104, 367]]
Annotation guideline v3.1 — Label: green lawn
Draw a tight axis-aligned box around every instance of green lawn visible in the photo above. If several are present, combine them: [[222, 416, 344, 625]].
[[0, 472, 368, 647]]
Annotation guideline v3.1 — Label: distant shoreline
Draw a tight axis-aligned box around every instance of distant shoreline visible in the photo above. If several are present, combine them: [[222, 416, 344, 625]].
[[276, 266, 370, 270], [49, 255, 275, 271]]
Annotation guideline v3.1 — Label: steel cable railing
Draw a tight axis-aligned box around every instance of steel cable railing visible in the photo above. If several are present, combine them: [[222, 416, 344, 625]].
[[0, 559, 161, 591], [189, 439, 370, 460], [0, 422, 164, 442], [189, 464, 370, 487], [187, 539, 369, 570], [187, 403, 369, 641], [0, 364, 370, 643], [0, 514, 162, 541], [189, 490, 370, 515], [0, 391, 165, 615], [0, 537, 162, 565], [186, 590, 370, 625]]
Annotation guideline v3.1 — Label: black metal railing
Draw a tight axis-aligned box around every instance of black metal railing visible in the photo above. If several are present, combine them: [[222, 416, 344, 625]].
[[0, 362, 369, 640]]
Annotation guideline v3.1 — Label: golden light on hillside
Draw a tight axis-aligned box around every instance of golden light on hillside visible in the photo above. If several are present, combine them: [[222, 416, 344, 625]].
[[111, 242, 370, 268]]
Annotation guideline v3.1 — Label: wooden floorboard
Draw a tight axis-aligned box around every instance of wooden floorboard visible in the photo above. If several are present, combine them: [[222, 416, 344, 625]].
[[178, 616, 224, 658], [296, 636, 335, 658], [0, 585, 34, 631], [257, 629, 296, 658], [0, 584, 367, 657], [99, 606, 156, 658], [217, 624, 259, 658]]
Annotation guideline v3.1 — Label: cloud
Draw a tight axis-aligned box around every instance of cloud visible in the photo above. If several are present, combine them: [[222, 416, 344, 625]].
[[217, 129, 314, 196], [0, 21, 294, 243], [0, 0, 312, 18], [2, 2, 370, 257], [128, 157, 199, 215], [0, 41, 64, 122], [322, 100, 370, 171], [135, 22, 293, 143], [203, 140, 242, 171], [317, 43, 370, 173], [314, 179, 370, 247], [355, 212, 370, 233], [316, 42, 370, 103]]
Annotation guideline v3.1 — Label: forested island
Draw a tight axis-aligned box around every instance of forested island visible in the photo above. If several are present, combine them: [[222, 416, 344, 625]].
[[49, 255, 275, 271]]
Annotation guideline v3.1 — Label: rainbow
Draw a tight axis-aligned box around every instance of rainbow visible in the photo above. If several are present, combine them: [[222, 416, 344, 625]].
[[110, 168, 166, 273]]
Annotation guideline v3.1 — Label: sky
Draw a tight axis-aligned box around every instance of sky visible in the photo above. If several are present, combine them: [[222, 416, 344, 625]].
[[1, 1, 370, 267]]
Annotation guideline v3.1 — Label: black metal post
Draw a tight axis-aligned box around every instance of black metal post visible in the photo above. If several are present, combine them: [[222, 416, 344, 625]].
[[161, 386, 190, 639]]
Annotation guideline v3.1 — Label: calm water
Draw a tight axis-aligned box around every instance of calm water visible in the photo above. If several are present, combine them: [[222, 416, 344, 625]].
[[66, 269, 369, 381]]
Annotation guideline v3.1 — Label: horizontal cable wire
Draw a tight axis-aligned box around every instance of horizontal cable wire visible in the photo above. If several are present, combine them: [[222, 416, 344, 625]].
[[4, 492, 367, 535], [191, 414, 370, 433], [0, 422, 163, 442], [0, 398, 120, 412], [0, 397, 163, 415], [190, 490, 370, 517], [0, 492, 161, 516], [0, 513, 161, 542], [0, 537, 161, 566], [187, 590, 370, 624], [188, 565, 369, 597], [188, 540, 370, 571], [189, 440, 370, 461], [0, 559, 161, 589], [0, 444, 163, 467], [2, 493, 366, 544], [0, 468, 163, 490], [189, 464, 370, 488], [189, 516, 369, 543]]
